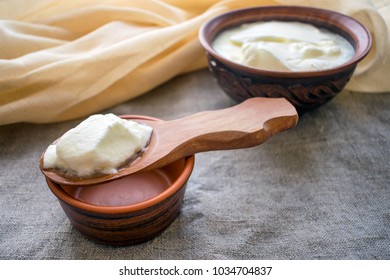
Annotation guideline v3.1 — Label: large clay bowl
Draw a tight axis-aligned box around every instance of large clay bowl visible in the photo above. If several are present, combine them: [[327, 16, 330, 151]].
[[199, 6, 372, 113]]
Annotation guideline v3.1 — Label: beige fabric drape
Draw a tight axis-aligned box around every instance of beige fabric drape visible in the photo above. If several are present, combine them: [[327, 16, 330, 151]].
[[0, 0, 389, 125]]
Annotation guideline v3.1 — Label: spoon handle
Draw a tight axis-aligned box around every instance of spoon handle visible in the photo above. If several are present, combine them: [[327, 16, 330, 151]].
[[147, 97, 298, 168]]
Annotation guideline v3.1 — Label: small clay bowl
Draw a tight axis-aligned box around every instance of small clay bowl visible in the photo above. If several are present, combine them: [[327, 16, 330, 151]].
[[199, 6, 372, 113], [43, 115, 195, 246]]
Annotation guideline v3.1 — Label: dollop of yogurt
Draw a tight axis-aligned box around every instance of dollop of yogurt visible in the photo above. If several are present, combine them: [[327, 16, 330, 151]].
[[212, 21, 355, 72], [43, 113, 153, 178]]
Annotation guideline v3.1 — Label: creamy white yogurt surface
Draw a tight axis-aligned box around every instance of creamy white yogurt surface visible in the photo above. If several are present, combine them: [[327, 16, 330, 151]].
[[43, 113, 153, 177], [212, 21, 355, 72]]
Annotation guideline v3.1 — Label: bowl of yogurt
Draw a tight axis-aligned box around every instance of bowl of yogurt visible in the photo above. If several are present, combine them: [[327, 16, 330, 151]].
[[199, 6, 372, 113], [41, 114, 195, 246]]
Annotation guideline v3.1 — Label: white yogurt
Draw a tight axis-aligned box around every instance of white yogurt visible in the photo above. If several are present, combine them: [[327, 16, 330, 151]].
[[212, 21, 355, 72], [43, 113, 153, 177]]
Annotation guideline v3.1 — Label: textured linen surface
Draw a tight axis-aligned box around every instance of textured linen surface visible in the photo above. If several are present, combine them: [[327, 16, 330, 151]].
[[0, 70, 389, 260], [0, 0, 390, 125]]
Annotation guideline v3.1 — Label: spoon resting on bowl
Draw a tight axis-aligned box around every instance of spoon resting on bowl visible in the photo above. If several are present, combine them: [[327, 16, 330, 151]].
[[40, 97, 298, 186]]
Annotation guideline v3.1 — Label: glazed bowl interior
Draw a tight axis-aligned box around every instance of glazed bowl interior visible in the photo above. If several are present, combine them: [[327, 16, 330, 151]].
[[199, 6, 372, 112], [47, 155, 194, 213]]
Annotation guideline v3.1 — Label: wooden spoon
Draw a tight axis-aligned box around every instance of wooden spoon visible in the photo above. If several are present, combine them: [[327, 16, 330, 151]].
[[40, 97, 298, 186]]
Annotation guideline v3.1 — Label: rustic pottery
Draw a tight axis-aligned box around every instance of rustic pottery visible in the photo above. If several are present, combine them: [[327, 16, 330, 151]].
[[44, 115, 195, 246], [199, 6, 372, 113]]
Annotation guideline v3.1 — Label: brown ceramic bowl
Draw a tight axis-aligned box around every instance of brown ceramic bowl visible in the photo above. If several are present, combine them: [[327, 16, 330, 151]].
[[44, 115, 195, 246], [199, 6, 372, 113]]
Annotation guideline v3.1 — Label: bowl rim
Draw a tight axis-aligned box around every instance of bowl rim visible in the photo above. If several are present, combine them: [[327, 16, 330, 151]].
[[45, 115, 195, 214], [199, 5, 372, 77]]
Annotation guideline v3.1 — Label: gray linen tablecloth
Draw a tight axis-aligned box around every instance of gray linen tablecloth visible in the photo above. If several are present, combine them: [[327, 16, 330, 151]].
[[0, 69, 389, 260]]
